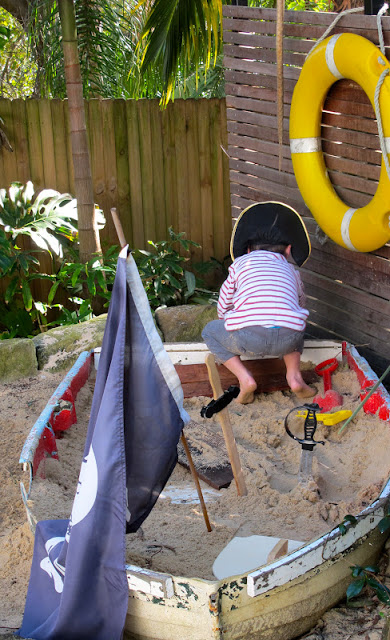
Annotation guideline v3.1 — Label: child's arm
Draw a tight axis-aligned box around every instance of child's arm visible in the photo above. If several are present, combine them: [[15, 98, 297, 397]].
[[217, 269, 236, 318], [294, 270, 306, 307]]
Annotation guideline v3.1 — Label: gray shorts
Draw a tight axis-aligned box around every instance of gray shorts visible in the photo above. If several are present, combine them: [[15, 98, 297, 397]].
[[201, 320, 304, 363]]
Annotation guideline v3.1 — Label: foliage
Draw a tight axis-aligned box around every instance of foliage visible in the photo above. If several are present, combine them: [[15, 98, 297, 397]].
[[338, 514, 358, 535], [0, 8, 36, 98], [132, 228, 218, 310], [49, 244, 121, 325], [27, 0, 139, 99], [0, 181, 104, 338], [247, 0, 334, 10], [0, 185, 218, 338], [344, 506, 390, 608], [136, 0, 222, 104], [346, 564, 390, 606]]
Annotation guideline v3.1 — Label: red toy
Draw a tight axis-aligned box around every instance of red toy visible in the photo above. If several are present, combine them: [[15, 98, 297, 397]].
[[313, 358, 343, 411]]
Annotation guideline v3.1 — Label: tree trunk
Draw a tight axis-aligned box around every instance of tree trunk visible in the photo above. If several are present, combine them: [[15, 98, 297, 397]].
[[58, 0, 101, 263]]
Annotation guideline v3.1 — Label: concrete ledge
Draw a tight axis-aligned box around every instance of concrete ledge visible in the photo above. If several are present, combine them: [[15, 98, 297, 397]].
[[0, 338, 37, 382]]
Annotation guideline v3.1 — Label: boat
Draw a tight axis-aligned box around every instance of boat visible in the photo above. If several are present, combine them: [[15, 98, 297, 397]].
[[19, 340, 390, 640]]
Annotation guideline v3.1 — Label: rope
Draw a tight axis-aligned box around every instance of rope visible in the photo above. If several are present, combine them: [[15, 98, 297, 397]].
[[377, 2, 389, 54], [305, 3, 390, 181], [306, 6, 363, 58], [374, 67, 390, 181]]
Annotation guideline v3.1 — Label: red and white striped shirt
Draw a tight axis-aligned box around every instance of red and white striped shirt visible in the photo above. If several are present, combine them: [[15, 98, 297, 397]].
[[217, 251, 309, 331]]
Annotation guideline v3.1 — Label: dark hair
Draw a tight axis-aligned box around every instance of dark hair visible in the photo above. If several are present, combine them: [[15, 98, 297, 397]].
[[245, 228, 289, 254]]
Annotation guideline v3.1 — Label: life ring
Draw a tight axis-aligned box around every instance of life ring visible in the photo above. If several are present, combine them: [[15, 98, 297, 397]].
[[289, 32, 390, 253]]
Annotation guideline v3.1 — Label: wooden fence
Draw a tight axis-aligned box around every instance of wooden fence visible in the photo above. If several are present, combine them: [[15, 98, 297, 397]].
[[0, 97, 231, 265], [223, 6, 390, 374]]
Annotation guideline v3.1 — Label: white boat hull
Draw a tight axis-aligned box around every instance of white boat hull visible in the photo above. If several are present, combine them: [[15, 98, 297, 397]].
[[20, 340, 390, 640]]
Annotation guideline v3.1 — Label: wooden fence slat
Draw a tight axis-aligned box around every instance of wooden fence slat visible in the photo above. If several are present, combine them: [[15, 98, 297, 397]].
[[25, 100, 45, 191], [88, 99, 106, 224], [113, 99, 132, 247], [137, 99, 156, 243], [149, 100, 167, 241], [161, 103, 179, 235], [185, 100, 203, 263], [12, 100, 30, 185], [210, 99, 231, 261], [101, 99, 119, 243], [0, 99, 18, 184], [51, 100, 71, 195], [126, 100, 144, 249], [197, 99, 215, 262], [174, 100, 190, 241], [38, 99, 57, 188], [302, 269, 390, 320]]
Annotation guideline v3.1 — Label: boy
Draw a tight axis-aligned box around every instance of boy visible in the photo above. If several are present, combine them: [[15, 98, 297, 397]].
[[202, 210, 316, 404]]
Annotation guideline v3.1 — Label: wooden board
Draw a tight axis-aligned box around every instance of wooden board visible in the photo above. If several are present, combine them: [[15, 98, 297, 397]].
[[175, 358, 318, 398]]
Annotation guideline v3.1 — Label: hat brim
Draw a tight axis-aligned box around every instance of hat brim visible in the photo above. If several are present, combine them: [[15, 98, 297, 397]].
[[230, 201, 311, 267]]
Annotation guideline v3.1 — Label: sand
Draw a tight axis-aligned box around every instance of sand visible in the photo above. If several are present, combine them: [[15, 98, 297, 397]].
[[1, 365, 390, 638]]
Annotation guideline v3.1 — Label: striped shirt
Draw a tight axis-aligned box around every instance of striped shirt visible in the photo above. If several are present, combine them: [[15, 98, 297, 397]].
[[217, 251, 309, 331]]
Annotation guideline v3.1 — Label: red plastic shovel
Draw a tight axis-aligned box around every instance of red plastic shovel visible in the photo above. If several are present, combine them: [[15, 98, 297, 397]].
[[313, 358, 343, 411]]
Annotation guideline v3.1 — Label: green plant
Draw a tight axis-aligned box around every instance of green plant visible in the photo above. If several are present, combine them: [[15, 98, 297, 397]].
[[344, 507, 390, 608], [347, 564, 390, 606], [0, 180, 104, 337], [132, 227, 218, 310], [49, 243, 121, 324]]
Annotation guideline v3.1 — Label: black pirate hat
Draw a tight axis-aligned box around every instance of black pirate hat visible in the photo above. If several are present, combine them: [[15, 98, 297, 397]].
[[230, 201, 311, 267]]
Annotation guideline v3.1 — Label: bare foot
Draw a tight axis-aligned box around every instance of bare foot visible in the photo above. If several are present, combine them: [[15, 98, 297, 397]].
[[236, 380, 257, 404], [294, 386, 317, 399]]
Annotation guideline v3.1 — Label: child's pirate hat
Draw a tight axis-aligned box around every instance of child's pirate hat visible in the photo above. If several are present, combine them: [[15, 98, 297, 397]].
[[230, 201, 311, 267]]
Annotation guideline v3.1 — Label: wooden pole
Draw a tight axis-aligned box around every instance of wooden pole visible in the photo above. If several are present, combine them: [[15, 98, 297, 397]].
[[110, 207, 127, 249], [110, 207, 213, 531], [205, 353, 248, 496], [180, 433, 212, 532]]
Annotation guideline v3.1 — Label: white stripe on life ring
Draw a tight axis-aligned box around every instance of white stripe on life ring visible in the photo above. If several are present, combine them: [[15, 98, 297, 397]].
[[385, 137, 390, 154], [325, 34, 344, 80], [341, 208, 358, 251], [290, 138, 322, 154]]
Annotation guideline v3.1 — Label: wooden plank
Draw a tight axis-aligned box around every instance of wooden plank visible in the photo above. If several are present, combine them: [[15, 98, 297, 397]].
[[224, 56, 300, 83], [88, 99, 106, 218], [137, 99, 156, 243], [300, 270, 390, 327], [209, 99, 229, 262], [197, 99, 215, 262], [149, 100, 166, 241], [223, 42, 307, 67], [51, 100, 71, 194], [229, 158, 296, 187], [0, 99, 17, 185], [174, 100, 190, 240], [304, 281, 390, 343], [12, 99, 30, 184], [322, 139, 380, 166], [229, 145, 292, 174], [227, 119, 278, 145], [228, 132, 291, 158], [185, 99, 203, 263], [306, 253, 390, 300], [64, 100, 75, 194], [113, 99, 132, 247], [38, 99, 57, 188], [161, 103, 178, 235], [219, 98, 232, 259], [126, 100, 144, 248], [25, 99, 44, 190], [307, 299, 390, 358], [230, 167, 299, 200], [101, 99, 119, 243]]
